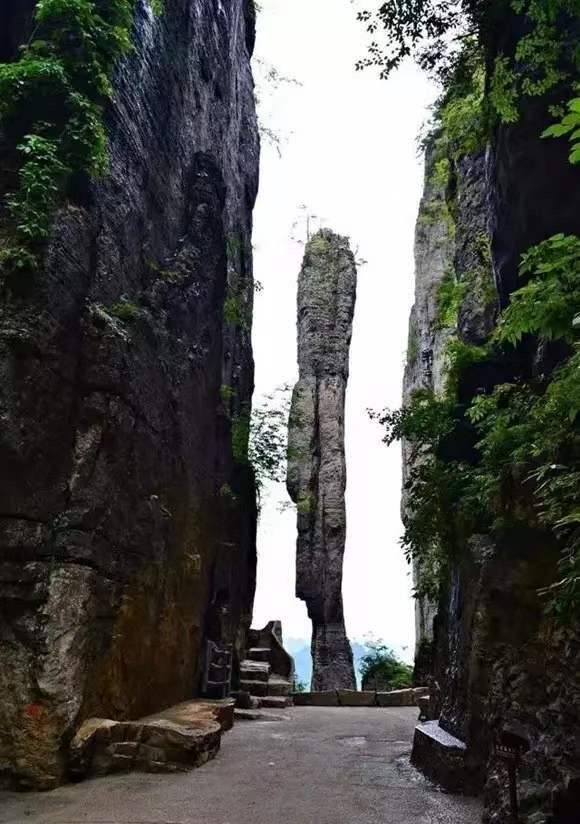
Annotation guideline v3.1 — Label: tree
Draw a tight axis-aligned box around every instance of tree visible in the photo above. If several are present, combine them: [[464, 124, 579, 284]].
[[248, 385, 291, 504], [359, 641, 414, 689], [355, 0, 482, 81]]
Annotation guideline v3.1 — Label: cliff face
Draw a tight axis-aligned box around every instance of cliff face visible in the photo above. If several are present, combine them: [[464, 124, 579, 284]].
[[287, 230, 357, 692], [0, 0, 259, 790], [404, 8, 580, 820]]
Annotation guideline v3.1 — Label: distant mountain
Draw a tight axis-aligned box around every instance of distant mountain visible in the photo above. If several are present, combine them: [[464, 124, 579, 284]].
[[286, 637, 369, 689]]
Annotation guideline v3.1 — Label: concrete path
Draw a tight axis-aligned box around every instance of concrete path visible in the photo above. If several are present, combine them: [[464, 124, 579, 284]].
[[0, 707, 482, 824]]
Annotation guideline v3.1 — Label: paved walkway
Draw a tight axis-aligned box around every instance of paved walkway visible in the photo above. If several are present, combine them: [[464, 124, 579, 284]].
[[0, 707, 482, 824]]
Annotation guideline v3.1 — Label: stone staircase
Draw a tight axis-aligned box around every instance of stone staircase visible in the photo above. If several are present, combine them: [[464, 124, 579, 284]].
[[239, 646, 293, 709]]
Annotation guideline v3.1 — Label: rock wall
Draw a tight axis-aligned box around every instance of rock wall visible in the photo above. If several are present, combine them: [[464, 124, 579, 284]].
[[0, 0, 259, 790], [402, 142, 458, 677], [287, 230, 357, 692], [404, 9, 580, 821]]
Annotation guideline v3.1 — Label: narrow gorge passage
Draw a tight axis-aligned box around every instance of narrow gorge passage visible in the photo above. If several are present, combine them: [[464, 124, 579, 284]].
[[0, 709, 482, 824]]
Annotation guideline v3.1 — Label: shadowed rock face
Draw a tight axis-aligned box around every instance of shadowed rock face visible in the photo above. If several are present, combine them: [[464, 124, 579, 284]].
[[405, 7, 580, 817], [287, 230, 357, 692], [0, 0, 258, 790]]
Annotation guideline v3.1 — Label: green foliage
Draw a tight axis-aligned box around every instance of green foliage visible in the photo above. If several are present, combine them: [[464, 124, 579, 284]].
[[372, 388, 456, 451], [365, 2, 580, 620], [491, 0, 580, 123], [436, 267, 467, 329], [443, 336, 488, 399], [543, 98, 580, 165], [232, 387, 290, 506], [421, 40, 488, 166], [108, 298, 145, 321], [489, 55, 519, 124], [5, 135, 69, 264], [356, 1, 476, 81], [231, 413, 251, 465], [467, 350, 580, 619], [358, 1, 580, 135], [223, 273, 255, 331], [220, 385, 237, 406], [248, 387, 290, 499], [219, 483, 238, 503], [359, 641, 413, 689], [371, 390, 485, 599], [382, 232, 580, 615], [0, 0, 136, 273], [296, 492, 315, 515], [437, 44, 487, 158], [223, 291, 249, 330], [495, 234, 580, 346], [407, 319, 419, 364]]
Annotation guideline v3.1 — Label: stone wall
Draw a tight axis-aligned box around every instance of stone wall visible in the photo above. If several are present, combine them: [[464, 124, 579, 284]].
[[0, 0, 259, 790]]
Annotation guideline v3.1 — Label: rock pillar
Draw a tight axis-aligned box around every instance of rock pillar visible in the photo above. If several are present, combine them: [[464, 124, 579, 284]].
[[287, 230, 357, 691]]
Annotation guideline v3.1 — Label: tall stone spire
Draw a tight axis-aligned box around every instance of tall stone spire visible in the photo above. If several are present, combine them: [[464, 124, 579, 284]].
[[287, 229, 357, 691]]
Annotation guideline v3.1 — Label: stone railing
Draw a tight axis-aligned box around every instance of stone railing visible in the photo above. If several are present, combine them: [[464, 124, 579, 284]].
[[292, 687, 429, 708]]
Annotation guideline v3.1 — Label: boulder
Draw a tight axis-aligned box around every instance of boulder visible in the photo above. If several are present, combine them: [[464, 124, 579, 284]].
[[69, 700, 232, 779]]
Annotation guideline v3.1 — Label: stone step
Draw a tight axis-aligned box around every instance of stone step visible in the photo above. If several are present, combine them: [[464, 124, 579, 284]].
[[258, 695, 293, 709], [247, 647, 270, 662], [267, 677, 292, 697], [240, 660, 271, 682], [240, 679, 268, 697]]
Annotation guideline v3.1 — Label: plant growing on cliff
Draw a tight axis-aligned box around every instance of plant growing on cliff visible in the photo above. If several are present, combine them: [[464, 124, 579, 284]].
[[464, 235, 580, 618], [370, 390, 485, 598], [436, 267, 467, 329], [543, 97, 580, 164], [494, 234, 580, 345], [0, 0, 136, 274], [359, 1, 580, 132]]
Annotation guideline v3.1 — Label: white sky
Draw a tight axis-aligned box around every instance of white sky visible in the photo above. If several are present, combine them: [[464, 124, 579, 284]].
[[250, 0, 437, 659]]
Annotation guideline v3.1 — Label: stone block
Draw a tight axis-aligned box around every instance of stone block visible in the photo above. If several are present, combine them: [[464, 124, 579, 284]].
[[337, 691, 376, 707], [411, 721, 480, 794], [291, 691, 339, 706], [376, 688, 416, 707]]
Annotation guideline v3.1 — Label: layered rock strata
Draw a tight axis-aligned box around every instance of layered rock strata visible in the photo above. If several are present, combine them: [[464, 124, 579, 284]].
[[287, 230, 357, 692], [0, 0, 259, 790]]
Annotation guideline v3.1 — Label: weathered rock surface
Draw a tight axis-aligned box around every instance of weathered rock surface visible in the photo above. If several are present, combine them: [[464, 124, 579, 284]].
[[402, 143, 458, 678], [0, 0, 259, 790], [404, 6, 580, 820], [237, 622, 294, 711], [69, 699, 233, 779], [287, 230, 357, 692]]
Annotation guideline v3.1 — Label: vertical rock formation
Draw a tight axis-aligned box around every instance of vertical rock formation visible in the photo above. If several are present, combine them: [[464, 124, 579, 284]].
[[403, 5, 580, 819], [0, 0, 259, 790], [287, 230, 357, 692]]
